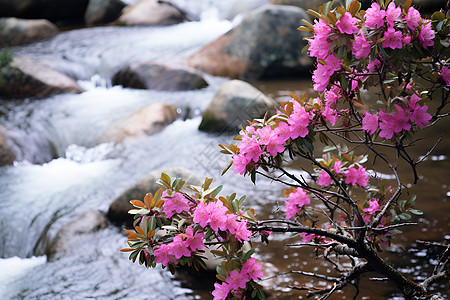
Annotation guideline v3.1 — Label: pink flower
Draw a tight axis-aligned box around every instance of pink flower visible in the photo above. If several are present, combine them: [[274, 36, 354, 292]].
[[378, 110, 395, 139], [336, 12, 359, 34], [256, 125, 272, 145], [410, 104, 431, 128], [405, 7, 421, 31], [169, 235, 191, 259], [241, 257, 264, 281], [266, 123, 289, 156], [352, 33, 371, 59], [313, 18, 332, 37], [368, 58, 381, 73], [324, 88, 341, 104], [317, 170, 332, 186], [285, 188, 310, 219], [345, 166, 369, 187], [365, 2, 385, 28], [313, 54, 341, 91], [235, 221, 252, 242], [441, 66, 450, 85], [185, 226, 205, 251], [226, 270, 250, 290], [391, 105, 411, 132], [382, 27, 403, 49], [322, 105, 338, 125], [193, 202, 211, 227], [212, 282, 231, 300], [333, 160, 342, 174], [162, 192, 191, 218], [402, 35, 412, 45], [418, 22, 435, 48], [362, 112, 379, 134], [154, 244, 173, 266], [308, 36, 331, 60], [385, 2, 401, 27], [364, 199, 381, 215], [239, 135, 264, 163], [288, 101, 310, 139], [232, 153, 250, 175]]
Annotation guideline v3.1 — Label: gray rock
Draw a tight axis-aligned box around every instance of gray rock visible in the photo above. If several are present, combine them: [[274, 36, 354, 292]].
[[99, 102, 178, 143], [0, 127, 15, 166], [0, 17, 59, 47], [0, 56, 84, 99], [0, 0, 89, 26], [85, 0, 126, 26], [187, 5, 313, 80], [112, 62, 208, 91], [198, 80, 277, 133], [107, 167, 201, 224], [116, 0, 189, 26], [46, 210, 109, 261]]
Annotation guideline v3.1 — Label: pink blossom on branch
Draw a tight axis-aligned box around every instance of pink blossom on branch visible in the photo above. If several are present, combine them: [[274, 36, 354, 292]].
[[364, 2, 385, 28], [352, 33, 371, 59], [441, 66, 450, 85], [418, 22, 435, 48], [364, 199, 381, 215], [241, 257, 264, 281], [336, 12, 359, 35], [345, 165, 369, 187], [285, 188, 311, 219], [212, 282, 231, 300], [162, 191, 191, 218], [405, 6, 421, 31], [382, 27, 403, 50], [385, 2, 401, 27], [226, 269, 250, 290], [362, 112, 379, 135], [317, 169, 332, 186]]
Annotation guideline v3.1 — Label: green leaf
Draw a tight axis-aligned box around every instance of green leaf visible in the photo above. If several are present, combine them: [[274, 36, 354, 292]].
[[242, 249, 255, 261], [211, 185, 223, 198], [149, 215, 156, 231], [409, 209, 423, 215], [161, 173, 171, 185]]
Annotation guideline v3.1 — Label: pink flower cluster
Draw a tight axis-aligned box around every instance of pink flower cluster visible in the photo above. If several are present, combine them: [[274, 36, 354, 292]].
[[364, 2, 434, 49], [362, 94, 432, 139], [317, 161, 369, 188], [308, 2, 436, 92], [162, 191, 191, 218], [193, 200, 252, 242], [154, 226, 205, 266], [212, 257, 264, 300], [284, 188, 311, 219], [233, 99, 311, 174], [308, 19, 343, 91]]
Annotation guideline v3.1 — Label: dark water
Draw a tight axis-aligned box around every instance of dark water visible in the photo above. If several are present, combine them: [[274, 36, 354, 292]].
[[0, 2, 449, 299]]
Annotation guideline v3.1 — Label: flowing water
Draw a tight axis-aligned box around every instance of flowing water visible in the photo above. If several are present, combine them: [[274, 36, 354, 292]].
[[0, 1, 449, 299]]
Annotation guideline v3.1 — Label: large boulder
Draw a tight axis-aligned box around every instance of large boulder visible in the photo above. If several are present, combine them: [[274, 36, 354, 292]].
[[116, 0, 189, 26], [46, 210, 109, 261], [198, 80, 277, 133], [0, 0, 89, 26], [84, 0, 126, 26], [0, 17, 59, 47], [107, 167, 201, 224], [0, 56, 84, 99], [187, 5, 313, 80], [112, 62, 208, 91], [0, 128, 16, 166], [100, 102, 178, 143]]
